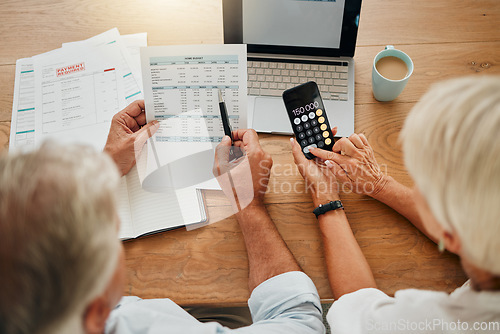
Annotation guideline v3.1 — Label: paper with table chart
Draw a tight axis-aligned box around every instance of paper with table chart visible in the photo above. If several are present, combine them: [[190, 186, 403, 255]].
[[9, 29, 208, 236], [139, 44, 247, 191]]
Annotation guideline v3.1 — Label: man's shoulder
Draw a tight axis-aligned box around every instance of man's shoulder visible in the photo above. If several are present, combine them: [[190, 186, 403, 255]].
[[106, 272, 325, 334], [106, 296, 204, 333]]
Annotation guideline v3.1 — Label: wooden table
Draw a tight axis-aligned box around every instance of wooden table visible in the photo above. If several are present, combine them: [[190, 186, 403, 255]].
[[1, 0, 498, 306]]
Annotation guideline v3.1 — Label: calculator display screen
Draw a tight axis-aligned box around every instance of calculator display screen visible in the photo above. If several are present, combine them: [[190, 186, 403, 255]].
[[284, 82, 323, 119]]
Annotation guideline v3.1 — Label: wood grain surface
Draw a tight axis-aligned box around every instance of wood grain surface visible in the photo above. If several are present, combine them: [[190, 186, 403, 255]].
[[1, 0, 499, 305]]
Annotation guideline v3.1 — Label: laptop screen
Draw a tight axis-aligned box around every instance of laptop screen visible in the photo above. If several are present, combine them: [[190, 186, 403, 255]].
[[223, 0, 362, 57], [242, 0, 345, 49]]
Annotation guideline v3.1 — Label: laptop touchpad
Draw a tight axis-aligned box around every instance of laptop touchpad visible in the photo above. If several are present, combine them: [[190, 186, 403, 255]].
[[253, 97, 292, 134]]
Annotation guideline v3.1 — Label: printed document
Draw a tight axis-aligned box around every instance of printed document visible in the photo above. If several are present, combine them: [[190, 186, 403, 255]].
[[140, 44, 248, 190], [10, 58, 36, 151], [62, 28, 144, 104], [34, 44, 126, 150]]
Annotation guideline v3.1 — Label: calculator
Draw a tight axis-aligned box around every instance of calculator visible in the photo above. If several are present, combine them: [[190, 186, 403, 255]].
[[282, 81, 335, 159]]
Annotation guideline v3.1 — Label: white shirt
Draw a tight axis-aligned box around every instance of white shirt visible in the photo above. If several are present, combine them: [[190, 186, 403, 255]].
[[327, 280, 500, 333], [106, 271, 325, 333]]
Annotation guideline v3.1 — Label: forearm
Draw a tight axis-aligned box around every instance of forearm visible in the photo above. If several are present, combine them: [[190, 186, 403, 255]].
[[316, 206, 376, 299], [236, 201, 301, 292], [372, 176, 435, 242]]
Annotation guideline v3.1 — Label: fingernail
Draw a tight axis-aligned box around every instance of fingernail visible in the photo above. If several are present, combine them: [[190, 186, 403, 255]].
[[153, 120, 159, 125], [290, 137, 294, 145], [222, 135, 231, 143], [309, 147, 315, 151], [325, 160, 334, 167]]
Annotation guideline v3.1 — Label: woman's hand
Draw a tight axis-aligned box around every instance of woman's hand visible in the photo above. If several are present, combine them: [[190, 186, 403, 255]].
[[309, 133, 388, 197], [290, 127, 340, 206]]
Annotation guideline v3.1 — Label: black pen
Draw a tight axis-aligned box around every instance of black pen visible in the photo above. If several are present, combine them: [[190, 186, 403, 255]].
[[217, 89, 242, 212], [218, 89, 233, 138], [218, 89, 237, 160]]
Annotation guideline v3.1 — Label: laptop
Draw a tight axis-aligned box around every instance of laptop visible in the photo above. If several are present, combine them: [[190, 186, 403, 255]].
[[222, 0, 362, 137]]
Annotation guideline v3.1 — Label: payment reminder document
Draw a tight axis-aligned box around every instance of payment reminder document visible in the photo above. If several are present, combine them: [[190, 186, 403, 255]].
[[34, 44, 126, 150]]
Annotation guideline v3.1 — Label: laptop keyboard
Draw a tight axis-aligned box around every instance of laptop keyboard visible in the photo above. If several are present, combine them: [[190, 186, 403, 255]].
[[247, 60, 349, 101]]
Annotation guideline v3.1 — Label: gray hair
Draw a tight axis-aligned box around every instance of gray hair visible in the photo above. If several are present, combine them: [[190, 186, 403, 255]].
[[401, 76, 500, 275], [0, 142, 121, 334]]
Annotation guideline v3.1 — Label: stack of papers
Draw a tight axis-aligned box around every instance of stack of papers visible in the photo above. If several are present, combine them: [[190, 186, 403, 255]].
[[9, 28, 209, 239], [10, 28, 145, 152]]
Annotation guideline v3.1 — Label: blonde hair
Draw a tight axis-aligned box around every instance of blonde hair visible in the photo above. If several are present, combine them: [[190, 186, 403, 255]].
[[401, 76, 500, 275], [0, 142, 121, 334]]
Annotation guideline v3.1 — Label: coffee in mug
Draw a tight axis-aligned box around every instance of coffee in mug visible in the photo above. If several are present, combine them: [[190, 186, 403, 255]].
[[375, 56, 408, 81]]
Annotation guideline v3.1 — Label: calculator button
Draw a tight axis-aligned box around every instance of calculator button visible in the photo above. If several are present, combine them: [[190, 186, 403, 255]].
[[303, 143, 317, 154], [325, 138, 332, 145], [308, 136, 315, 144], [322, 131, 329, 138], [301, 139, 308, 146], [298, 132, 306, 139], [313, 126, 320, 134], [308, 112, 315, 119], [296, 125, 303, 132], [301, 115, 308, 122], [315, 134, 322, 141], [320, 124, 327, 131], [316, 109, 323, 116], [311, 119, 318, 126], [294, 118, 301, 125], [303, 122, 311, 129], [317, 141, 325, 148], [318, 116, 325, 123], [306, 129, 313, 137]]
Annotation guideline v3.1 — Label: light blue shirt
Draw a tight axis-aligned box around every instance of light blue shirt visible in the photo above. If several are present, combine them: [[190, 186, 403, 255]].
[[106, 271, 325, 333]]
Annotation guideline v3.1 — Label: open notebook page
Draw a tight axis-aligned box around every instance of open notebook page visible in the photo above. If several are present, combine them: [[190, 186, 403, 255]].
[[122, 166, 203, 239], [117, 178, 135, 239]]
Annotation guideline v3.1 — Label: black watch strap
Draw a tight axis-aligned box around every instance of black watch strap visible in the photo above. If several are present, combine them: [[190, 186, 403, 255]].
[[313, 200, 344, 218]]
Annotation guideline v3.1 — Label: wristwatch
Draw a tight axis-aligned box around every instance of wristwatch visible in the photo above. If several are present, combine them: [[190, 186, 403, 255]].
[[313, 200, 344, 218]]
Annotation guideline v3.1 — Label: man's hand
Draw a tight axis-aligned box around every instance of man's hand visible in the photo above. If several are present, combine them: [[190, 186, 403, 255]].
[[291, 127, 340, 206], [104, 100, 159, 176], [213, 129, 273, 210], [309, 133, 388, 197], [214, 129, 303, 292]]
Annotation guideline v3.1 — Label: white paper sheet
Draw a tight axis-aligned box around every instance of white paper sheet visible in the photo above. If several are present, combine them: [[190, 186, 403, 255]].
[[9, 58, 36, 151], [62, 28, 143, 104], [139, 44, 248, 191], [10, 48, 67, 151], [34, 44, 126, 150], [120, 33, 148, 88]]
